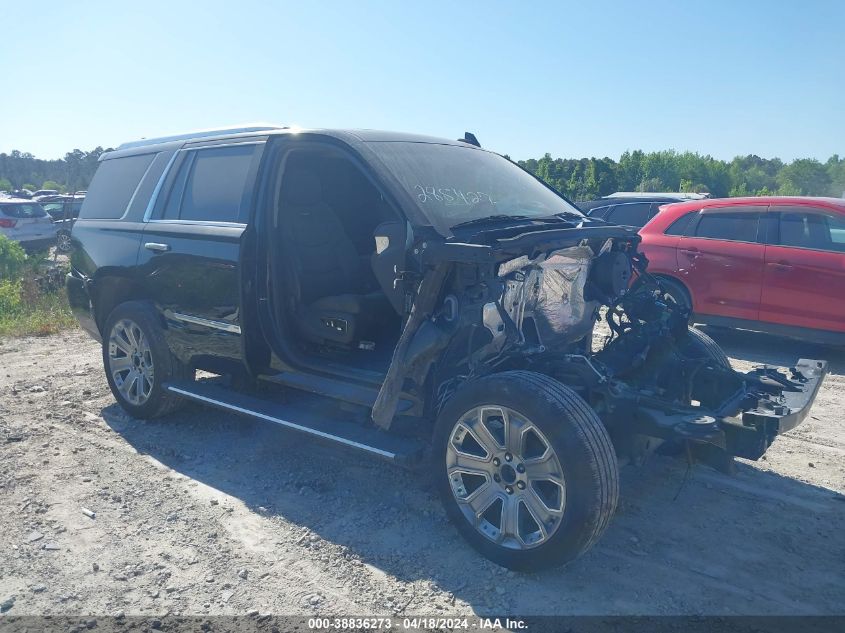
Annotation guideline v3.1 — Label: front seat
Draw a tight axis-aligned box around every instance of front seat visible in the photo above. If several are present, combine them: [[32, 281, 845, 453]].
[[280, 169, 384, 346]]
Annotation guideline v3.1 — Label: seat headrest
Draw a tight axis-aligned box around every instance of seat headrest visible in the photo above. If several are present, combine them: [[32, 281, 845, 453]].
[[282, 170, 322, 205]]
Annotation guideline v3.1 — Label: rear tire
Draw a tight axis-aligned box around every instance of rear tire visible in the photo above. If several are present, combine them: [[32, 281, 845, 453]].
[[682, 326, 731, 370], [56, 230, 72, 253], [102, 301, 189, 419], [433, 371, 619, 571]]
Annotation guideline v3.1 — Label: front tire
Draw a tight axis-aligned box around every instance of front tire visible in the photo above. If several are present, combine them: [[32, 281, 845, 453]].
[[102, 301, 189, 419], [433, 371, 619, 571]]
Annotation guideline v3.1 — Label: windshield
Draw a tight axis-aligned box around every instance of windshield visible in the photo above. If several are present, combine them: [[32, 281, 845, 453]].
[[366, 141, 583, 235]]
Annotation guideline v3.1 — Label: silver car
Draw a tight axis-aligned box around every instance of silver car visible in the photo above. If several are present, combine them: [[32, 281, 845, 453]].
[[0, 198, 58, 252]]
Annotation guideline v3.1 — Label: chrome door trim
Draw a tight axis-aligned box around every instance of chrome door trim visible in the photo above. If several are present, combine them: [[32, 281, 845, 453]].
[[170, 311, 241, 334], [165, 385, 396, 459]]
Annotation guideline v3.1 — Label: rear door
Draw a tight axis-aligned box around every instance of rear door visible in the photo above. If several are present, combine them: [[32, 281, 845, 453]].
[[138, 138, 266, 364], [676, 206, 766, 320], [760, 206, 845, 333]]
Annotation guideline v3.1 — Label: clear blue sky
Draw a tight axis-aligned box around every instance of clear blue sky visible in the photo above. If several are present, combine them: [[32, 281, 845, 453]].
[[2, 0, 843, 162]]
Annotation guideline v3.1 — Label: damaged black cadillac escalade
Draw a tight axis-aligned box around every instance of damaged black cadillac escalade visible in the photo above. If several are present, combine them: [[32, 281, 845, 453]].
[[67, 125, 827, 570]]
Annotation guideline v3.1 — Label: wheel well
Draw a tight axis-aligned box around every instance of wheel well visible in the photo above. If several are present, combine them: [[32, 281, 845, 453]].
[[92, 277, 150, 335], [652, 274, 692, 308]]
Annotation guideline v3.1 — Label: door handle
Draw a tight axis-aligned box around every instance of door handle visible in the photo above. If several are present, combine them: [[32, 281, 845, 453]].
[[144, 242, 170, 253], [771, 260, 793, 271], [680, 248, 700, 259]]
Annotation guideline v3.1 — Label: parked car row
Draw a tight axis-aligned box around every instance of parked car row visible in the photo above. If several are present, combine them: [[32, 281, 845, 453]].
[[0, 192, 84, 252], [0, 188, 86, 200]]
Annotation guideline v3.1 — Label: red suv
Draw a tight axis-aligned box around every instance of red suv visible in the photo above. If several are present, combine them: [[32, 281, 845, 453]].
[[639, 196, 845, 344]]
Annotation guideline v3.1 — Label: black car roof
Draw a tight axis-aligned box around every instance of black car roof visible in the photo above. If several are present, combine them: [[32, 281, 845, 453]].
[[579, 196, 687, 211], [104, 126, 477, 160]]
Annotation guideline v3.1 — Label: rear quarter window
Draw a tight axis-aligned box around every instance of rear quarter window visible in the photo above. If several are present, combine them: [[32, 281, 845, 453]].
[[664, 211, 694, 235], [586, 205, 611, 219], [80, 153, 156, 220]]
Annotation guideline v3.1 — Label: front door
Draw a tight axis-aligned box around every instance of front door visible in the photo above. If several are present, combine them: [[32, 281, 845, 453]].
[[137, 139, 265, 364], [676, 206, 766, 320], [760, 206, 845, 333]]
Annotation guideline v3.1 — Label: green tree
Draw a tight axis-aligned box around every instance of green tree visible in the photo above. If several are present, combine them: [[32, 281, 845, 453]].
[[40, 180, 65, 193], [777, 159, 831, 195], [826, 155, 845, 197], [638, 177, 665, 192]]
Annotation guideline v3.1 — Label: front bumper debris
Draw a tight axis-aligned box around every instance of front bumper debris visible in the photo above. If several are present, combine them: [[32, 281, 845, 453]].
[[722, 358, 827, 460], [632, 358, 827, 465]]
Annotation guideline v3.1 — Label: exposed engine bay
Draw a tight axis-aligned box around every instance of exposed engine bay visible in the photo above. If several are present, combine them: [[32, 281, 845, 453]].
[[372, 229, 827, 472]]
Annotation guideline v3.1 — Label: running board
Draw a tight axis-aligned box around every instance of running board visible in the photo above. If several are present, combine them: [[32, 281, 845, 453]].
[[164, 381, 425, 465], [260, 371, 414, 413]]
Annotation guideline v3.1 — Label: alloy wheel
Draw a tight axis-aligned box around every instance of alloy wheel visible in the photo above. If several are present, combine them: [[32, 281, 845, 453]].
[[56, 232, 72, 252], [107, 319, 154, 406], [446, 405, 565, 550]]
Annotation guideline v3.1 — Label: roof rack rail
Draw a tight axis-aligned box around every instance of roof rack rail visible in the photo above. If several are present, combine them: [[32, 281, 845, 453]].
[[116, 124, 287, 151]]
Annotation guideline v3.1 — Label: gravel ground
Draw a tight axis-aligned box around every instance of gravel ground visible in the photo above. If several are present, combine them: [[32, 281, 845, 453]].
[[0, 326, 843, 617]]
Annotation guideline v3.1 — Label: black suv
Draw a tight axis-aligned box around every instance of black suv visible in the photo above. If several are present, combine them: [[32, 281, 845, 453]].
[[68, 126, 826, 570], [579, 194, 710, 228]]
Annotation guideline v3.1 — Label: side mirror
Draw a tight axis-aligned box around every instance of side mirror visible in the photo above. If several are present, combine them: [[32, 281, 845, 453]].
[[371, 220, 408, 314]]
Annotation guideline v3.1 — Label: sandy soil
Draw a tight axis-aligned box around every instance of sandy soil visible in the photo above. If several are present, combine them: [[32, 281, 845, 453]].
[[0, 326, 843, 617]]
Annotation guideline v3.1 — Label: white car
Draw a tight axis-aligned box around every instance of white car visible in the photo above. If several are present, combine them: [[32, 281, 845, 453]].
[[0, 198, 58, 252]]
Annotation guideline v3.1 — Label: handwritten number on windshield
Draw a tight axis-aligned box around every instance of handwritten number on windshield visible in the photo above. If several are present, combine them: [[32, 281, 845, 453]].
[[415, 185, 496, 206]]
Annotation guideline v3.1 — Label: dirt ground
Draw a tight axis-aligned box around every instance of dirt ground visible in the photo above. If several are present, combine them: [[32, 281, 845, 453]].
[[1, 326, 843, 617]]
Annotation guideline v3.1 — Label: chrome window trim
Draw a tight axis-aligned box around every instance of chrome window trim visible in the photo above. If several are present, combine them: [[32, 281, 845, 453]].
[[143, 151, 180, 222], [183, 140, 265, 150], [119, 152, 160, 221], [170, 311, 241, 334], [143, 141, 264, 223], [144, 219, 246, 228]]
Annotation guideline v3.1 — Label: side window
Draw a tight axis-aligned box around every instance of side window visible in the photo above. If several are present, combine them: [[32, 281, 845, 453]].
[[694, 209, 760, 242], [80, 153, 156, 219], [607, 202, 651, 227], [777, 208, 845, 253], [161, 144, 257, 223], [42, 202, 64, 217], [664, 212, 694, 236]]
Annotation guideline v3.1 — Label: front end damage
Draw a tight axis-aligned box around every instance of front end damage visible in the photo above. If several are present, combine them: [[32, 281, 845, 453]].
[[373, 227, 827, 471]]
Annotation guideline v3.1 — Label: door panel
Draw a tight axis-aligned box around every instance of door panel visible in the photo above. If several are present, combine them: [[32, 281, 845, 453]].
[[138, 140, 265, 366], [138, 222, 245, 362], [676, 208, 765, 320], [760, 208, 845, 333]]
